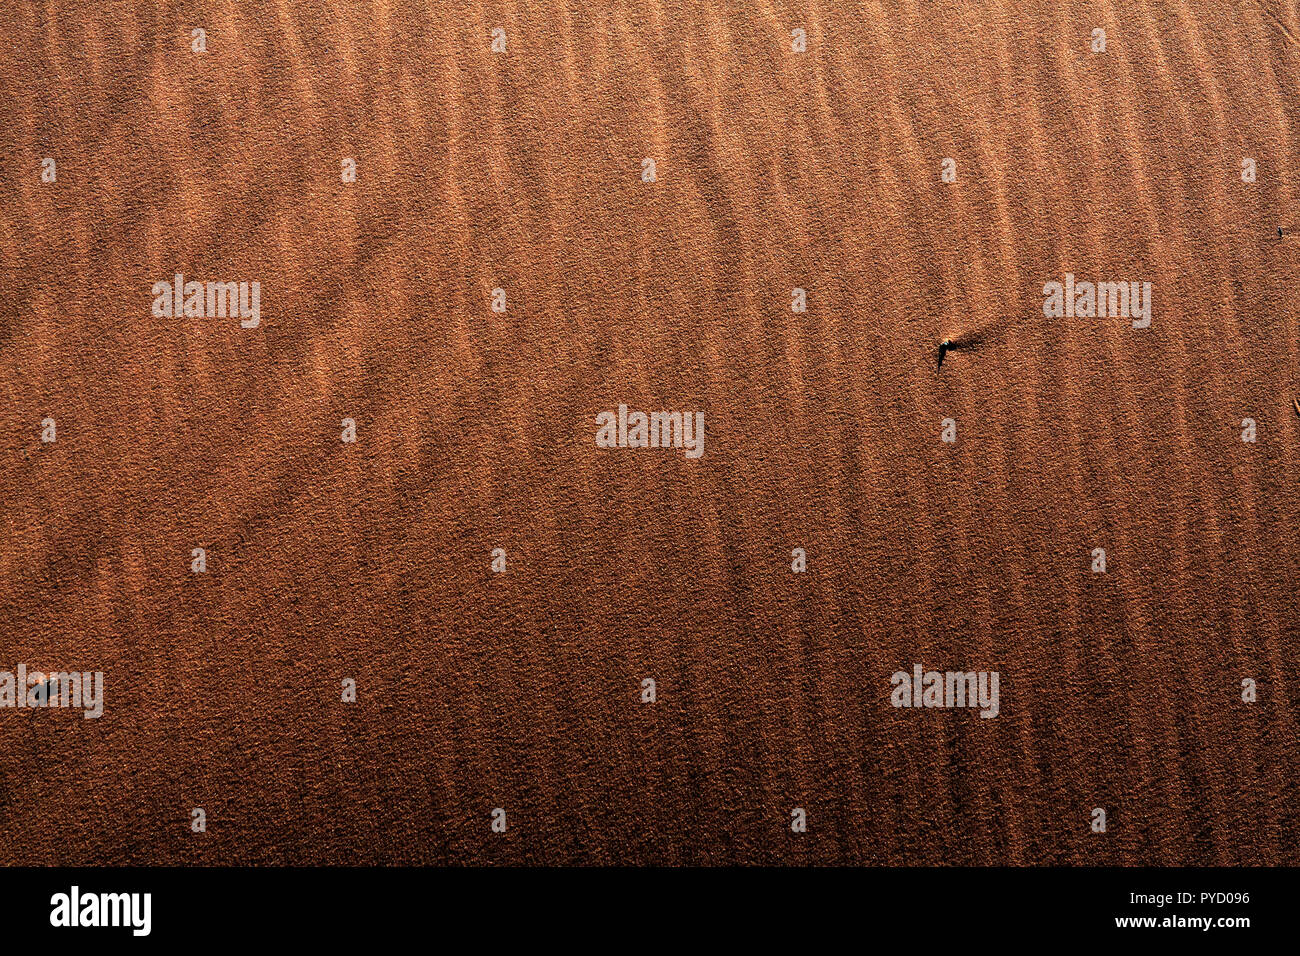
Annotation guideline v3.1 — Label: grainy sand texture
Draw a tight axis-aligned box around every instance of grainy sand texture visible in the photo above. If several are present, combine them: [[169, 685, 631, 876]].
[[1, 1, 1298, 864]]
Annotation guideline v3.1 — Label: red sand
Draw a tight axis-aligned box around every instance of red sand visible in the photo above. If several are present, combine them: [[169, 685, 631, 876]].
[[0, 1, 1298, 864]]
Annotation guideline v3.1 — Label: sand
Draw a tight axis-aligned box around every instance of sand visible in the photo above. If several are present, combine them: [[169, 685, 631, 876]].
[[0, 0, 1297, 864]]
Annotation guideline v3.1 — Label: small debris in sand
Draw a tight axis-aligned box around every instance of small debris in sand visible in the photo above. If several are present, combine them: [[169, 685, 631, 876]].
[[28, 672, 50, 705]]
